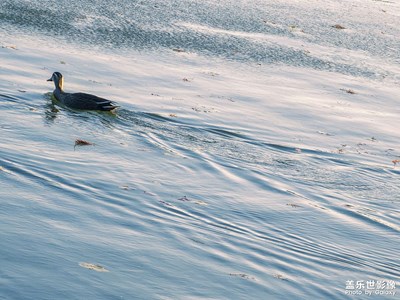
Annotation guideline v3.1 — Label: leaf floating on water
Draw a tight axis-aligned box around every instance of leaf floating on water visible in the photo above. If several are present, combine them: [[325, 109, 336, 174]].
[[392, 160, 400, 166], [79, 262, 109, 272], [169, 113, 177, 118], [332, 24, 346, 30], [75, 139, 94, 147]]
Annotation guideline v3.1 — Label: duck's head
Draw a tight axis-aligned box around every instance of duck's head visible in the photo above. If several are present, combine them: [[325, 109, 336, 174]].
[[47, 72, 64, 91]]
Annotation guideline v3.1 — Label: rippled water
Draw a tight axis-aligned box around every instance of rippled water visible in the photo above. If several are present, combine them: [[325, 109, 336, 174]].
[[1, 0, 399, 299]]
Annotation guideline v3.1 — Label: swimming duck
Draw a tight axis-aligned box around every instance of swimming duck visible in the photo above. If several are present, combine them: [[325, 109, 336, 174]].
[[47, 72, 118, 111]]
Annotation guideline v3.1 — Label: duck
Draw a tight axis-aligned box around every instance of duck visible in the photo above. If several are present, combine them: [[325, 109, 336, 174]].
[[47, 72, 118, 111]]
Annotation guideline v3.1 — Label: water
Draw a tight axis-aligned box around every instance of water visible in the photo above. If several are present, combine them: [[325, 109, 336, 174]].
[[1, 0, 399, 299]]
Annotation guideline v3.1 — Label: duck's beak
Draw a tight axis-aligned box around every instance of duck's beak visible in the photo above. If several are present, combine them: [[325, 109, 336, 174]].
[[47, 78, 53, 81]]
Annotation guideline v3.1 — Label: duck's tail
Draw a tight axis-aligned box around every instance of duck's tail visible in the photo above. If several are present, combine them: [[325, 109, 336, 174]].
[[100, 105, 119, 111], [99, 100, 119, 111]]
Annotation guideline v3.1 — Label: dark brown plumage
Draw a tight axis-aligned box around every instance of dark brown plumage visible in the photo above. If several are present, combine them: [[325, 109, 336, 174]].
[[47, 72, 118, 111]]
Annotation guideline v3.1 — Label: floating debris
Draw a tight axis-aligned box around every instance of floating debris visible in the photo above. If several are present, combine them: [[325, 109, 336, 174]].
[[229, 273, 255, 280], [2, 45, 17, 50], [120, 185, 132, 190], [60, 61, 66, 64], [286, 203, 301, 208], [273, 273, 289, 281], [169, 113, 177, 118], [332, 24, 346, 30], [195, 200, 208, 206], [151, 93, 160, 97], [159, 200, 172, 207], [203, 71, 220, 77], [178, 196, 190, 201], [74, 139, 94, 147], [182, 78, 191, 82], [79, 262, 109, 272], [317, 131, 333, 136], [192, 106, 215, 113], [392, 160, 400, 166], [341, 88, 356, 94], [172, 48, 185, 53], [18, 90, 26, 93], [144, 191, 156, 196]]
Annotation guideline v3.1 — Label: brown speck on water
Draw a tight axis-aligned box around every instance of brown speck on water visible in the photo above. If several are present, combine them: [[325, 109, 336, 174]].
[[332, 24, 346, 29], [392, 160, 400, 166], [341, 88, 356, 94], [182, 78, 191, 82], [74, 139, 94, 148], [172, 48, 185, 53], [169, 113, 177, 117]]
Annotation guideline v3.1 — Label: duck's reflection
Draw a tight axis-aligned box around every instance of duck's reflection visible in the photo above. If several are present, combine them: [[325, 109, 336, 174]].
[[43, 101, 60, 123], [43, 93, 119, 129]]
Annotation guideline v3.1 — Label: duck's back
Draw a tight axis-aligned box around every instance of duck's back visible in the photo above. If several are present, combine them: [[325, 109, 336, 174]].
[[56, 91, 117, 111]]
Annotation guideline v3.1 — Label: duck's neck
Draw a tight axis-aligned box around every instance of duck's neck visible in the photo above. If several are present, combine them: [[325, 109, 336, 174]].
[[54, 77, 64, 92]]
